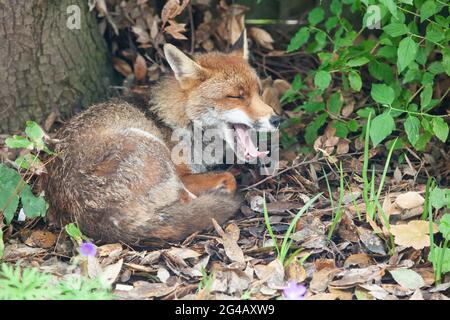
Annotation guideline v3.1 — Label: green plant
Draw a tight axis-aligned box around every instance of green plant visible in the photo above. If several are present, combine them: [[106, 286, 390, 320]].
[[0, 264, 113, 300], [284, 0, 449, 153], [1, 121, 52, 225], [263, 193, 322, 265], [425, 179, 450, 284], [326, 162, 345, 239]]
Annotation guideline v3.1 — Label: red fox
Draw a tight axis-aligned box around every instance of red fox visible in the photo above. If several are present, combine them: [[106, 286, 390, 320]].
[[42, 31, 280, 246]]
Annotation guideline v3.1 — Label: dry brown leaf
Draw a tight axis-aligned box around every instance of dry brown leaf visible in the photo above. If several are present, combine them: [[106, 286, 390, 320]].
[[310, 267, 337, 293], [167, 247, 201, 260], [212, 219, 245, 263], [254, 259, 285, 289], [132, 26, 151, 45], [390, 220, 438, 250], [249, 27, 274, 50], [24, 230, 57, 249], [161, 0, 189, 24], [164, 20, 188, 40], [344, 253, 372, 268], [112, 57, 133, 77], [129, 281, 176, 298], [336, 140, 349, 155], [330, 266, 384, 289], [97, 243, 122, 257], [395, 192, 425, 209], [286, 261, 307, 283], [134, 54, 147, 82]]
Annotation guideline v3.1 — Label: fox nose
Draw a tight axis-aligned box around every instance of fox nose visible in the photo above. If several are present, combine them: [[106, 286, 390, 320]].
[[269, 115, 281, 128]]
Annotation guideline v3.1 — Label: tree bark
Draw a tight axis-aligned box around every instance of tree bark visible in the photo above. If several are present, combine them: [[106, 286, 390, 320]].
[[0, 0, 115, 133]]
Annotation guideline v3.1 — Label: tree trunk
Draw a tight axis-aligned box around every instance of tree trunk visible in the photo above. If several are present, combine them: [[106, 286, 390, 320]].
[[0, 0, 115, 133]]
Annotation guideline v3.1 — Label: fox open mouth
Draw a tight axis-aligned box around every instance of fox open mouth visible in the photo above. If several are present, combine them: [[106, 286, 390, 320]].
[[231, 124, 269, 160]]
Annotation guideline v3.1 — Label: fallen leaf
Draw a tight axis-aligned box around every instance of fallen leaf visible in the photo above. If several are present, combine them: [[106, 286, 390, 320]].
[[25, 230, 57, 249], [395, 192, 425, 209], [390, 220, 438, 250], [357, 227, 386, 255], [249, 27, 274, 50], [100, 259, 123, 285], [113, 57, 133, 77], [97, 243, 122, 257], [212, 219, 245, 264], [134, 54, 147, 81], [389, 268, 425, 290], [254, 259, 285, 289], [344, 253, 372, 268], [164, 20, 188, 40], [310, 267, 337, 293]]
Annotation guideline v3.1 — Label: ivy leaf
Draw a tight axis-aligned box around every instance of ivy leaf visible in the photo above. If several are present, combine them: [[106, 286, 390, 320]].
[[314, 70, 331, 90], [420, 0, 437, 22], [20, 185, 48, 219], [404, 116, 420, 146], [371, 84, 395, 105], [432, 117, 449, 142], [348, 70, 362, 92], [383, 23, 409, 37], [287, 27, 310, 53], [308, 8, 325, 26], [397, 37, 418, 73], [0, 164, 23, 224], [370, 112, 395, 147], [420, 85, 433, 109], [25, 121, 45, 142], [5, 136, 33, 150]]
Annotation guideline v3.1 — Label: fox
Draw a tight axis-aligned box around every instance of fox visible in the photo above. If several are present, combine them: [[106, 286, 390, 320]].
[[42, 31, 280, 246]]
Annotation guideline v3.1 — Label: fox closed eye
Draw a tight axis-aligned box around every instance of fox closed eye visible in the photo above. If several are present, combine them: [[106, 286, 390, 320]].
[[226, 95, 244, 100]]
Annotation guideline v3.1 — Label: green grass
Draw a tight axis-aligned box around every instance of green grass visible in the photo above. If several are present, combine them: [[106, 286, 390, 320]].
[[263, 193, 322, 265]]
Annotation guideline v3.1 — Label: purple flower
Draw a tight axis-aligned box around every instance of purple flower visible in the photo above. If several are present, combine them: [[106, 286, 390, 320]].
[[283, 281, 307, 300], [79, 242, 97, 257]]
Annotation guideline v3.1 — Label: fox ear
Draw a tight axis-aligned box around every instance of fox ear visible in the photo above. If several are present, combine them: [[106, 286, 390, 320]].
[[230, 29, 249, 61], [163, 44, 204, 81]]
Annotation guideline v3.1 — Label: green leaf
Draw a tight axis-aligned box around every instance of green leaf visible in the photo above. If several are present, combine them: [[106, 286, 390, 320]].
[[65, 223, 84, 242], [346, 57, 370, 67], [0, 228, 4, 259], [383, 23, 409, 37], [5, 136, 33, 150], [389, 269, 425, 290], [14, 154, 43, 171], [443, 48, 450, 76], [303, 101, 325, 113], [332, 122, 349, 138], [368, 61, 394, 83], [0, 164, 23, 224], [370, 113, 395, 147], [430, 188, 449, 210], [371, 84, 395, 105], [380, 0, 398, 18], [330, 0, 342, 15], [308, 8, 325, 26], [404, 116, 420, 147], [20, 186, 48, 219], [25, 121, 45, 142], [415, 132, 432, 151], [420, 85, 433, 109], [432, 117, 449, 142], [287, 27, 310, 53], [397, 37, 418, 73], [314, 70, 331, 90], [348, 70, 362, 92], [420, 0, 437, 22], [305, 113, 328, 145], [438, 214, 450, 237], [428, 247, 450, 273], [328, 92, 342, 115], [399, 0, 413, 5], [347, 119, 359, 132]]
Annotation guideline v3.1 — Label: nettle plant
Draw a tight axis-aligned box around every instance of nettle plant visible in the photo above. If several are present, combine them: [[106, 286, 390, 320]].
[[282, 0, 449, 152], [0, 121, 50, 226]]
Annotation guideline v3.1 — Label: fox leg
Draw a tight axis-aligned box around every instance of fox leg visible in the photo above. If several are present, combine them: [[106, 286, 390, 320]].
[[180, 172, 237, 196]]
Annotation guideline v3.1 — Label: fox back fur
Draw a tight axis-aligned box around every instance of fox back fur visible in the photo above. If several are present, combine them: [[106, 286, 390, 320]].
[[42, 32, 279, 246]]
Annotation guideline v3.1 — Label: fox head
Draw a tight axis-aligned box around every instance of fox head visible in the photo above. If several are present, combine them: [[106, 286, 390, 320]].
[[162, 30, 280, 160]]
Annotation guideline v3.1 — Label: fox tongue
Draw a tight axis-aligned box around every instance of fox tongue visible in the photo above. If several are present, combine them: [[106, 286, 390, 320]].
[[234, 124, 268, 159]]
